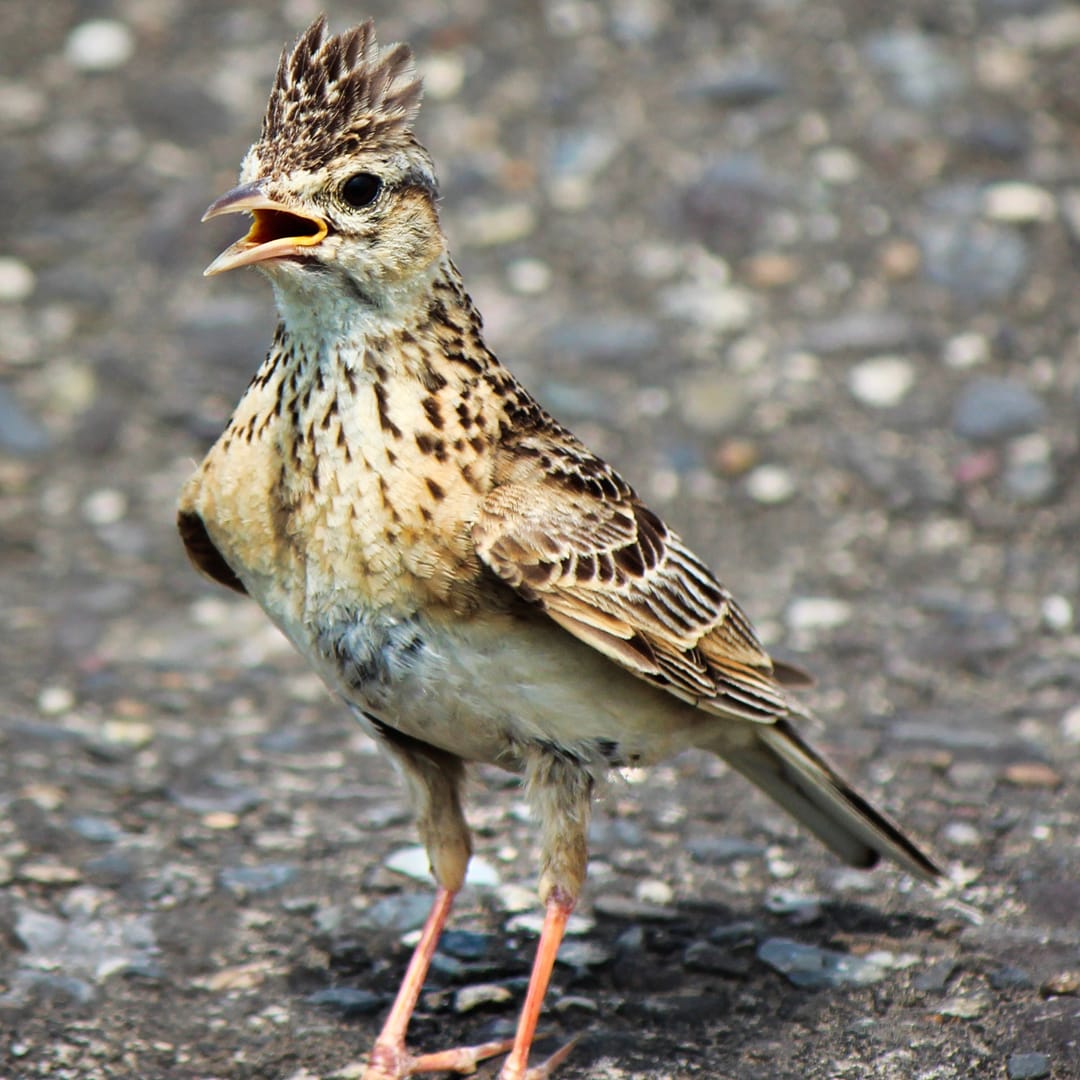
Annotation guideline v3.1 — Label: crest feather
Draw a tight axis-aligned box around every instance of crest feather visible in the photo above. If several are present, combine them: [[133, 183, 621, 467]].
[[257, 16, 423, 171]]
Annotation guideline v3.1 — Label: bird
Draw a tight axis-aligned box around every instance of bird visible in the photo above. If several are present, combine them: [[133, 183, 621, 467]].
[[177, 17, 942, 1080]]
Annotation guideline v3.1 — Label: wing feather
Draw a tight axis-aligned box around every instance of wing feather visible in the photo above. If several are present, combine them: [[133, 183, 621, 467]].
[[473, 433, 795, 721]]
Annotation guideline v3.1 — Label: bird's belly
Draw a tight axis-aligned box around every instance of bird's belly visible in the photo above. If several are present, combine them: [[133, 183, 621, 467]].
[[308, 604, 716, 771]]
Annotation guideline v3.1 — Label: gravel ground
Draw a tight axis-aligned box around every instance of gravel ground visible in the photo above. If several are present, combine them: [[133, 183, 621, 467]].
[[2, 2, 1080, 1078]]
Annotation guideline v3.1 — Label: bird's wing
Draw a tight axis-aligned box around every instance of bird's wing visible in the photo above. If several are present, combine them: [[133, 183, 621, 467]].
[[473, 432, 794, 721]]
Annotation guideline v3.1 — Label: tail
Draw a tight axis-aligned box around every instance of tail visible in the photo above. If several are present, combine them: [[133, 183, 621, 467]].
[[721, 717, 942, 883]]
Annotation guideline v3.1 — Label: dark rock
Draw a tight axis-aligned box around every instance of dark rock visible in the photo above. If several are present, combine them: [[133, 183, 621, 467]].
[[307, 986, 385, 1017], [361, 893, 434, 933], [685, 835, 765, 864], [920, 220, 1029, 302], [438, 930, 494, 961], [682, 65, 788, 106], [913, 958, 958, 992], [990, 965, 1035, 991], [682, 941, 752, 976]]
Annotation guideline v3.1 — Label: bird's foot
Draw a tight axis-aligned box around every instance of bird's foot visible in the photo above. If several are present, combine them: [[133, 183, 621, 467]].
[[361, 1035, 515, 1079], [495, 1034, 581, 1080]]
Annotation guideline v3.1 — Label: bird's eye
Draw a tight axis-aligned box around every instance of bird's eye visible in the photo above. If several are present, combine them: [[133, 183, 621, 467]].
[[341, 173, 382, 209]]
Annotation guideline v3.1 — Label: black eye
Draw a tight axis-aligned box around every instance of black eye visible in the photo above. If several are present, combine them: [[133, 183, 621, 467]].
[[341, 173, 382, 209]]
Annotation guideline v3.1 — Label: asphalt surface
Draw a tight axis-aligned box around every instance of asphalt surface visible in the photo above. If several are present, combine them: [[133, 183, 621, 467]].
[[2, 3, 1079, 1078]]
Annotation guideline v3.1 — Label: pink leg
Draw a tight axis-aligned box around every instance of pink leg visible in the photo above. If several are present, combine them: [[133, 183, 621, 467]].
[[363, 886, 514, 1079], [497, 890, 580, 1080]]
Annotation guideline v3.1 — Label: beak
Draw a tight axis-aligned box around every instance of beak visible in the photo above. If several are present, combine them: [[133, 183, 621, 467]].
[[201, 181, 328, 276]]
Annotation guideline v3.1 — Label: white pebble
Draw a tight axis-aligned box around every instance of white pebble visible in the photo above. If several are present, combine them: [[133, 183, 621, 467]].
[[634, 879, 673, 906], [38, 685, 75, 715], [82, 488, 127, 526], [813, 146, 861, 185], [983, 182, 1055, 224], [942, 821, 981, 846], [847, 355, 915, 409], [506, 257, 552, 295], [0, 256, 35, 302], [65, 19, 135, 72], [745, 464, 796, 505], [786, 596, 853, 632], [417, 54, 465, 100], [943, 331, 989, 369], [1061, 705, 1080, 744]]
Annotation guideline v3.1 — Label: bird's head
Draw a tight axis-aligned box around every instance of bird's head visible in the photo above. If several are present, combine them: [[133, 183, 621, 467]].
[[203, 17, 444, 311]]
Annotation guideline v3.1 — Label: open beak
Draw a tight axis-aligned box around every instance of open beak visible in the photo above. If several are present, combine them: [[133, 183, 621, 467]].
[[202, 181, 328, 276]]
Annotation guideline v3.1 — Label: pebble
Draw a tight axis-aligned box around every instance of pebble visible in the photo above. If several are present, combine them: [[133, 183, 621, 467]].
[[683, 64, 788, 106], [990, 966, 1034, 991], [69, 815, 122, 844], [745, 464, 796, 505], [461, 203, 536, 247], [65, 19, 135, 72], [763, 889, 823, 926], [675, 371, 746, 433], [37, 685, 75, 715], [307, 987, 384, 1017], [218, 864, 297, 897], [942, 821, 981, 847], [1003, 762, 1061, 789], [920, 219, 1029, 302], [19, 863, 82, 885], [556, 939, 612, 969], [757, 938, 892, 989], [952, 378, 1045, 441], [82, 488, 128, 526], [505, 257, 552, 295], [454, 982, 514, 1013], [0, 387, 50, 456], [0, 256, 35, 301], [682, 941, 752, 977], [983, 183, 1055, 224], [786, 597, 852, 633], [943, 332, 990, 369], [591, 895, 679, 922], [1060, 705, 1080, 744], [361, 893, 432, 933], [634, 879, 674, 906], [934, 992, 991, 1019], [506, 911, 594, 937], [438, 930, 494, 961], [1041, 971, 1080, 997], [1041, 595, 1073, 634], [1003, 434, 1056, 504], [912, 958, 958, 992], [493, 883, 536, 913], [847, 355, 915, 408], [1007, 1053, 1051, 1080]]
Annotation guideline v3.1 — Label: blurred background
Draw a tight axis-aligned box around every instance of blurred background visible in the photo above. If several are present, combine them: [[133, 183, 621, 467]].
[[1, 2, 1078, 1077]]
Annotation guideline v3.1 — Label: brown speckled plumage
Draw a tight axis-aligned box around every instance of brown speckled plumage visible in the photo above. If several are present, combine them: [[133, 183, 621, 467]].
[[178, 18, 941, 1080]]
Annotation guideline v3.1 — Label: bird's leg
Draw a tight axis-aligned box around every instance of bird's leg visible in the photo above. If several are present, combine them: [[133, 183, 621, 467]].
[[362, 740, 514, 1080], [498, 753, 593, 1080]]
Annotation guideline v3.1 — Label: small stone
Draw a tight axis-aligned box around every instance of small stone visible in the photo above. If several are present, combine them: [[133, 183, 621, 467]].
[[65, 19, 135, 72], [19, 863, 82, 885], [1041, 971, 1080, 997], [1004, 434, 1056, 503], [0, 388, 50, 456], [942, 821, 981, 847], [952, 378, 1045, 441], [218, 864, 297, 897], [1007, 1053, 1051, 1080], [990, 965, 1033, 990], [745, 464, 796, 505], [912, 958, 957, 992], [864, 29, 963, 108], [714, 437, 758, 477], [69, 815, 122, 844], [921, 219, 1029, 302], [1060, 705, 1080, 744], [82, 488, 128, 526], [556, 939, 612, 969], [461, 203, 536, 247], [786, 597, 852, 633], [0, 256, 35, 302], [757, 938, 891, 988], [742, 252, 801, 288], [307, 987, 384, 1017], [634, 879, 674, 906], [935, 992, 991, 1019], [438, 930, 493, 961], [1003, 762, 1061, 789], [416, 53, 465, 100], [202, 811, 239, 830], [592, 895, 679, 922], [804, 310, 914, 354], [553, 994, 598, 1015], [848, 355, 915, 408], [505, 258, 552, 295], [763, 890, 823, 926], [983, 183, 1055, 224], [506, 912, 594, 937], [878, 239, 920, 279], [454, 983, 514, 1013], [102, 719, 153, 747], [943, 332, 989, 369], [361, 893, 432, 933], [1041, 595, 1073, 634], [37, 685, 75, 715], [493, 883, 536, 913]]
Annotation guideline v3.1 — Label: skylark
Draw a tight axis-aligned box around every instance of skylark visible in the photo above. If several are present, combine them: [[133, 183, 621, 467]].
[[178, 18, 941, 1080]]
